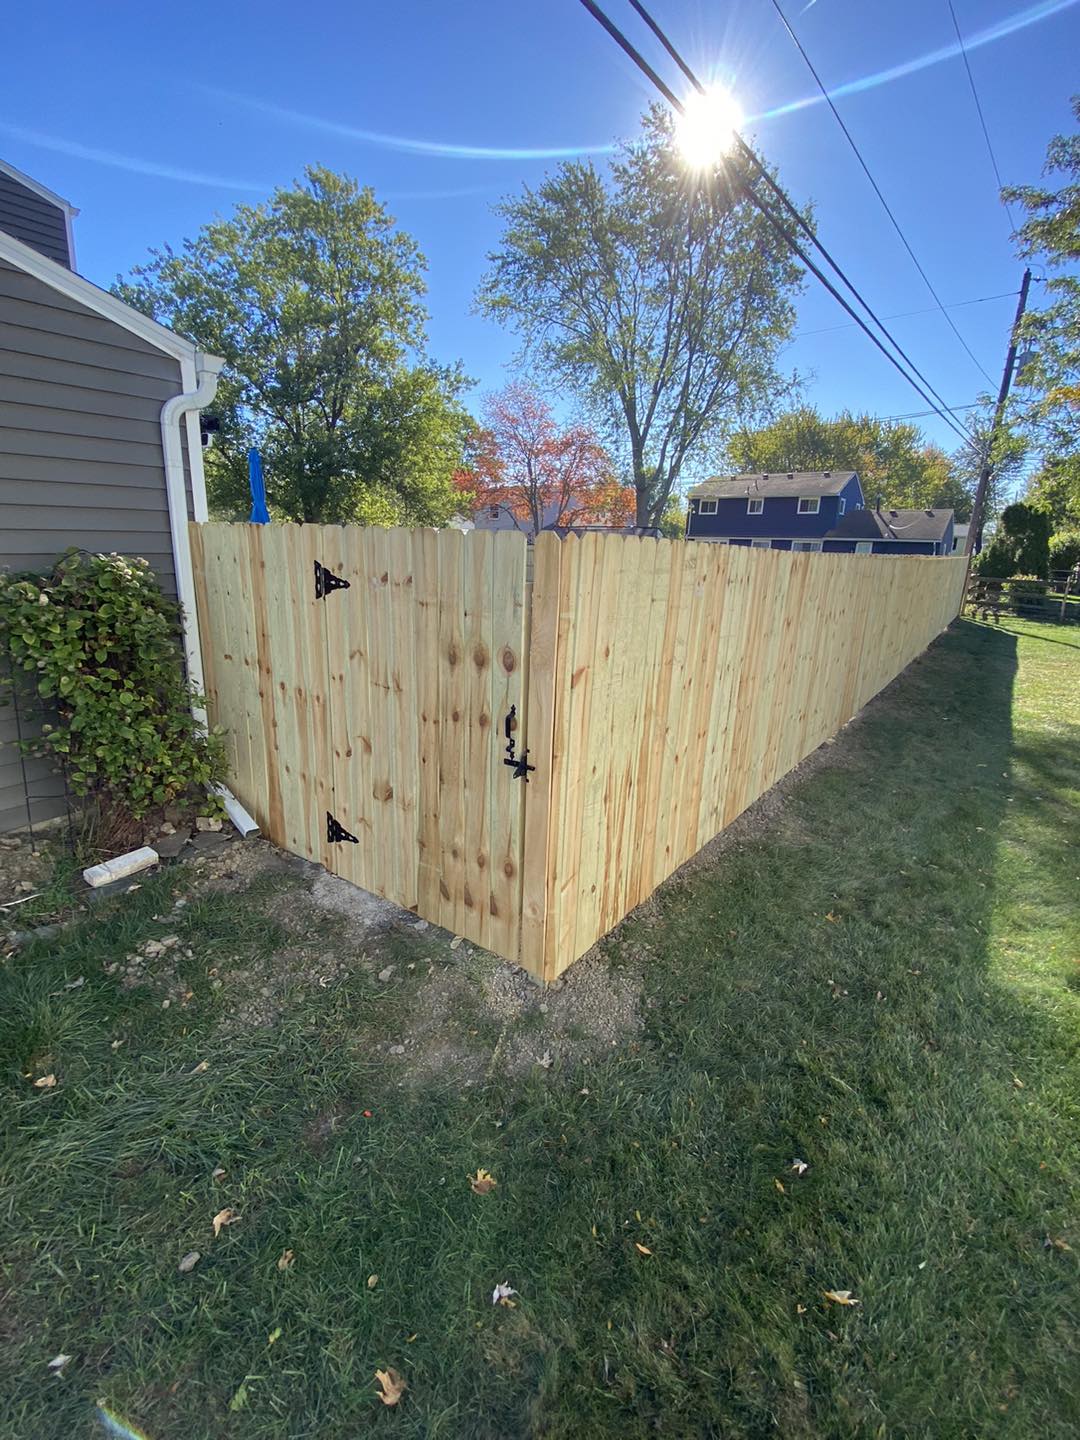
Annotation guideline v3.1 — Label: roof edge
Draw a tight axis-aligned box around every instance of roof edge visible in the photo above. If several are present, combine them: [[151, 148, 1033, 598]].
[[0, 228, 223, 369], [0, 158, 79, 217]]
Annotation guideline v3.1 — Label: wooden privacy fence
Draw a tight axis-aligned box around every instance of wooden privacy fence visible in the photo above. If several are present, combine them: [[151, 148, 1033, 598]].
[[191, 524, 967, 981]]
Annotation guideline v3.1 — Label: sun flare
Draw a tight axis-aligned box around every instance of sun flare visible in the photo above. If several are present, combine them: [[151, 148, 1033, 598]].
[[675, 86, 743, 168]]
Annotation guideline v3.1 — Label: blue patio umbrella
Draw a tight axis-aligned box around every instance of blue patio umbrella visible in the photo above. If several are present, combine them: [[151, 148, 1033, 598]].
[[248, 447, 270, 524]]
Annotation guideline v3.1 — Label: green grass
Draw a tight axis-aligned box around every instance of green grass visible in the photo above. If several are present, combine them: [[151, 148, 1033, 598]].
[[2, 617, 1078, 1439]]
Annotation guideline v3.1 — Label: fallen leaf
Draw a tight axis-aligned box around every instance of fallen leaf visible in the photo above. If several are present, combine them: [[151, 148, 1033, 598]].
[[367, 1274, 379, 1289], [267, 1327, 282, 1346], [1012, 1075, 1025, 1089], [791, 1159, 809, 1176], [33, 1074, 57, 1089], [796, 1304, 807, 1315], [634, 1243, 652, 1256], [774, 1179, 786, 1194], [823, 1289, 860, 1306], [229, 1382, 249, 1412], [212, 1166, 226, 1181], [449, 934, 463, 950], [469, 1168, 497, 1195], [212, 1208, 240, 1238], [178, 1251, 201, 1273], [277, 1248, 295, 1270], [1044, 1235, 1072, 1253], [405, 1332, 419, 1342], [189, 1059, 209, 1075], [492, 1282, 518, 1305], [110, 1039, 125, 1050], [63, 976, 86, 990], [825, 911, 840, 923], [375, 1368, 407, 1406], [538, 1049, 553, 1069], [47, 1354, 72, 1374], [362, 1110, 373, 1119]]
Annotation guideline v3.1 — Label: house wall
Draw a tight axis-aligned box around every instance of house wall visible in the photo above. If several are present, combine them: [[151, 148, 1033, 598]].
[[0, 255, 193, 834], [0, 171, 72, 267], [688, 475, 864, 541], [822, 540, 939, 556]]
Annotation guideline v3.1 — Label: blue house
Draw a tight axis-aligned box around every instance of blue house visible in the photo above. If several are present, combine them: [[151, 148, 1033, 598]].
[[685, 471, 954, 555], [686, 471, 865, 550]]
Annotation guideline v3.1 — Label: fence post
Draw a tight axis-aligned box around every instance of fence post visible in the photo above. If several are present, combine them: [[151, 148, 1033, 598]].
[[520, 533, 562, 981]]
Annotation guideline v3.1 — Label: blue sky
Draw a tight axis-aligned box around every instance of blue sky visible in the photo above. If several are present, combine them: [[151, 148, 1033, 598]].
[[3, 0, 1077, 483]]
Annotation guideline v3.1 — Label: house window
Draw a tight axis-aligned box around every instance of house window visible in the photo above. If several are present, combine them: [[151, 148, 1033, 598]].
[[854, 541, 873, 554], [838, 498, 846, 516], [698, 498, 718, 515], [797, 497, 820, 514], [792, 540, 822, 552], [746, 497, 764, 515], [751, 539, 771, 549]]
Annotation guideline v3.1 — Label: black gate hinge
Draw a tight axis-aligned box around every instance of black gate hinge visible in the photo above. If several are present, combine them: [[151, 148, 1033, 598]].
[[502, 704, 535, 782], [326, 811, 359, 844], [314, 560, 350, 600]]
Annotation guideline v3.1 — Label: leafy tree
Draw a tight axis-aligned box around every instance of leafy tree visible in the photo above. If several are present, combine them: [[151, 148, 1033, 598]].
[[478, 106, 803, 528], [1026, 451, 1080, 531], [1003, 96, 1079, 449], [454, 382, 633, 533], [949, 412, 1028, 538], [726, 406, 971, 517], [114, 166, 470, 525]]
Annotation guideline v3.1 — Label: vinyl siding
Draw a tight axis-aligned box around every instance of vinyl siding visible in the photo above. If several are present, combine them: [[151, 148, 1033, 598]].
[[0, 254, 193, 833], [0, 172, 72, 267]]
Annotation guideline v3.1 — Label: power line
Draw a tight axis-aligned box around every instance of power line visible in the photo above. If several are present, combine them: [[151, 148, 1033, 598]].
[[767, 0, 996, 387], [946, 0, 1019, 232], [794, 289, 1019, 339], [584, 0, 974, 445], [877, 403, 981, 422]]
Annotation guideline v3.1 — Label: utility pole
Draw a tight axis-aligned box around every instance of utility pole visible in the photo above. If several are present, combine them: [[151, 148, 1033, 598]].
[[964, 268, 1032, 556]]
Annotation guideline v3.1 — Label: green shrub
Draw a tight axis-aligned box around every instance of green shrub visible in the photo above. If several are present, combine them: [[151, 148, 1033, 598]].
[[973, 538, 1015, 578], [1049, 529, 1080, 573], [0, 550, 226, 830]]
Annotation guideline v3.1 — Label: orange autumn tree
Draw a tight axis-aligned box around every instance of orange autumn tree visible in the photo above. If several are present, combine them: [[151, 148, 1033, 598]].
[[455, 382, 634, 534]]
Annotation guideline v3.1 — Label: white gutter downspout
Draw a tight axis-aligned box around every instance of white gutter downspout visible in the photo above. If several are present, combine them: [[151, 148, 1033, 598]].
[[161, 352, 259, 838]]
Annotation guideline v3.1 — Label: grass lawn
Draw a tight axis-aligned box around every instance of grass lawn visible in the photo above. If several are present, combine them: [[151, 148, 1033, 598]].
[[2, 616, 1078, 1438]]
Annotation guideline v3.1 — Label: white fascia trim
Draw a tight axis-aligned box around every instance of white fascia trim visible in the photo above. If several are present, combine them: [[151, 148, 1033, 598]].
[[0, 228, 223, 368], [0, 158, 79, 216]]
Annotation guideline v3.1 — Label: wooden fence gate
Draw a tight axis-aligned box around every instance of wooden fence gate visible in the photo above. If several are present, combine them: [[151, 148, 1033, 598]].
[[190, 523, 532, 961], [192, 523, 967, 981]]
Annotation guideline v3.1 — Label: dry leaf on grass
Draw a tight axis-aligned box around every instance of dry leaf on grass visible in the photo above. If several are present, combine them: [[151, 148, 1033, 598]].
[[374, 1367, 407, 1406], [823, 1289, 860, 1306], [791, 1159, 809, 1176], [367, 1274, 379, 1289], [178, 1251, 201, 1273], [212, 1208, 240, 1238], [33, 1074, 57, 1089], [469, 1168, 497, 1195], [774, 1179, 786, 1194], [212, 1166, 226, 1181], [189, 1060, 210, 1076], [1044, 1235, 1072, 1253], [267, 1327, 282, 1346], [47, 1354, 72, 1373], [796, 1304, 807, 1315], [449, 935, 463, 951], [277, 1249, 295, 1270], [634, 1243, 652, 1256], [492, 1282, 518, 1306]]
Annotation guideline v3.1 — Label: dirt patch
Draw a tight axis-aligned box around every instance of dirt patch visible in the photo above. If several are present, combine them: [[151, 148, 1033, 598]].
[[381, 946, 644, 1086]]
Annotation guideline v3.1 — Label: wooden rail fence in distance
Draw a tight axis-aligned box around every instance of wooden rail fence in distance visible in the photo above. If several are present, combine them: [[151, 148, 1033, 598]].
[[191, 524, 966, 982]]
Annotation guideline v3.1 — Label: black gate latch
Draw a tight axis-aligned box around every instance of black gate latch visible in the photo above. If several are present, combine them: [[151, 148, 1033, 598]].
[[314, 561, 350, 600], [502, 705, 535, 782], [326, 811, 359, 844]]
